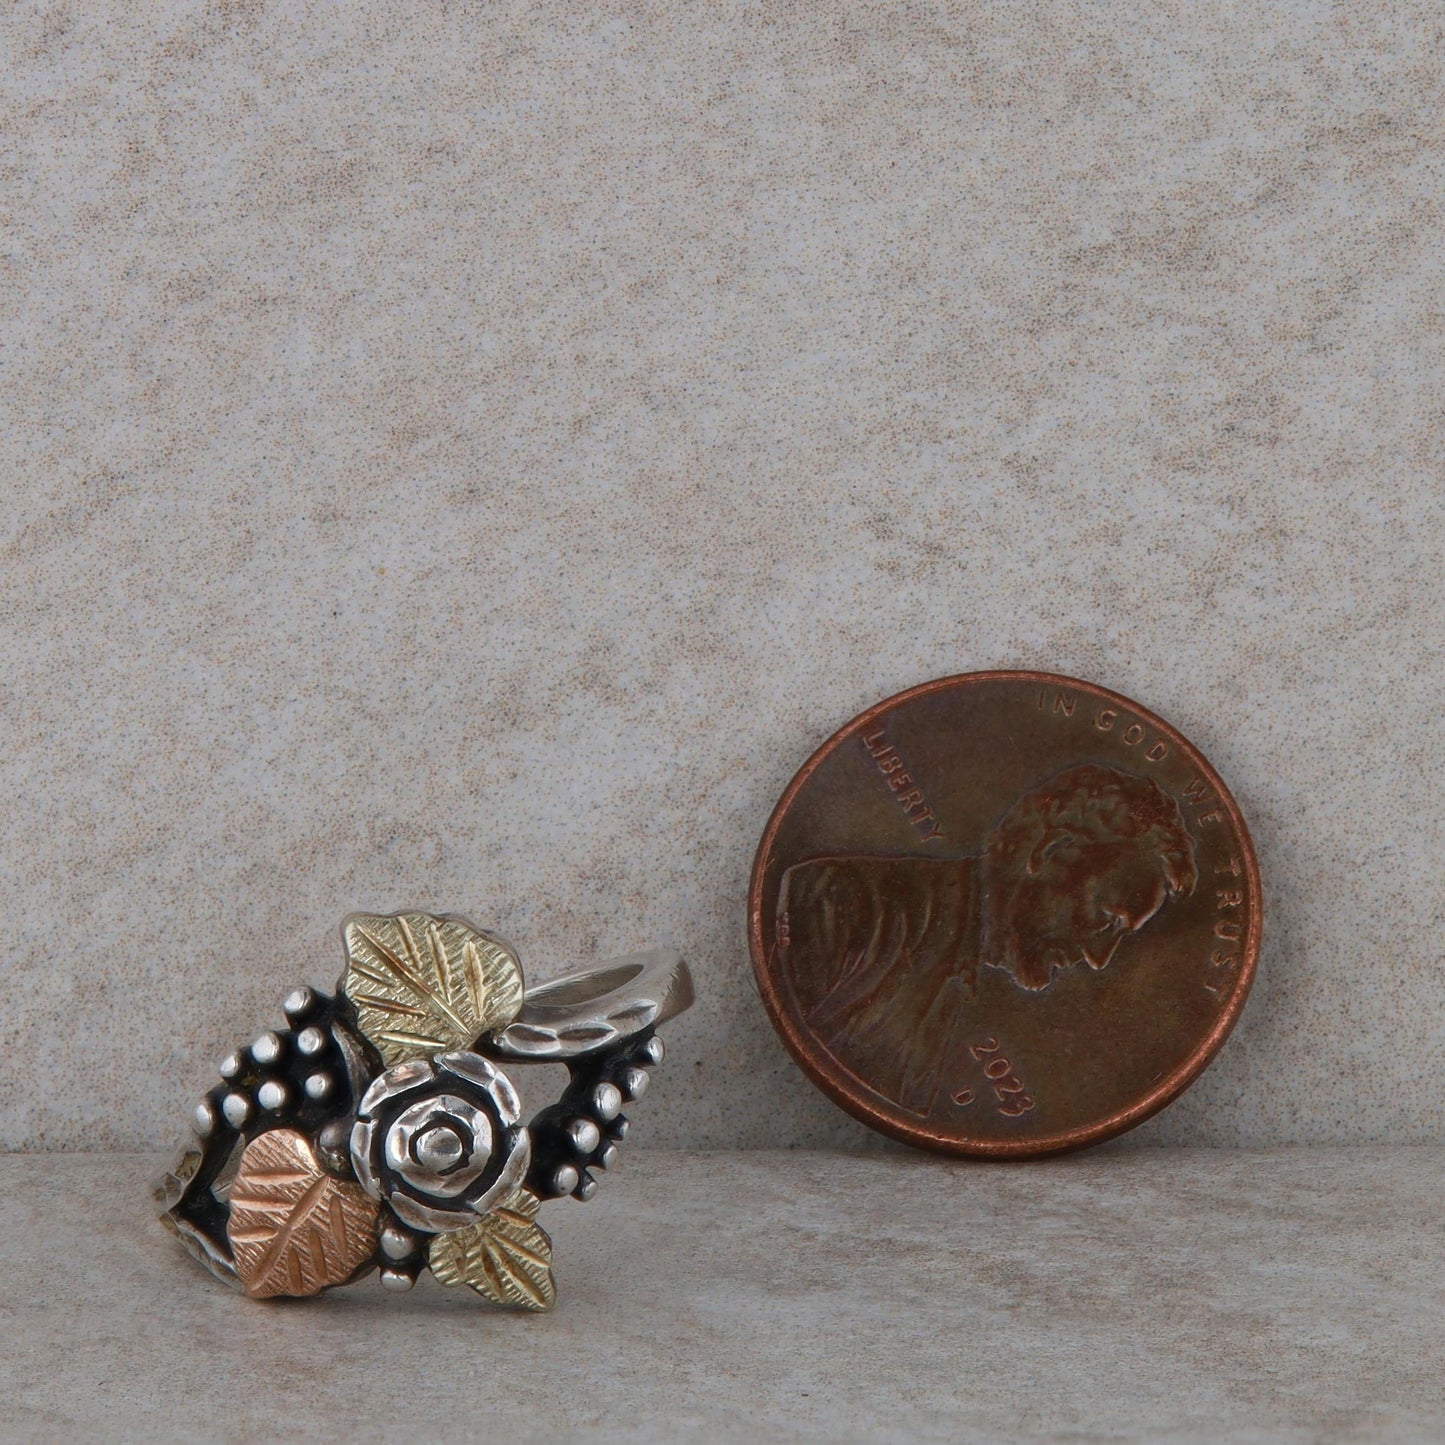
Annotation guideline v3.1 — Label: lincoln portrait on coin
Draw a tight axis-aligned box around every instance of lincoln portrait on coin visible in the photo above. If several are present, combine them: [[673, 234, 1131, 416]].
[[776, 764, 1198, 1117]]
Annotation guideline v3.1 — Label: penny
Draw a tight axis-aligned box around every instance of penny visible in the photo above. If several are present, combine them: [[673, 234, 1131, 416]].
[[748, 671, 1261, 1158]]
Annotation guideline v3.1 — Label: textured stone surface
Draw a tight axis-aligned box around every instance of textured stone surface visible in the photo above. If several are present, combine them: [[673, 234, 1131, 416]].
[[5, 1149, 1444, 1442], [3, 4, 1445, 1150]]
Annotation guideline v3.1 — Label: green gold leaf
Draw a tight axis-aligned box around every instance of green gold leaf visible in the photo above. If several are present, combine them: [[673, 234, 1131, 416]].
[[428, 1189, 556, 1311], [341, 912, 525, 1065]]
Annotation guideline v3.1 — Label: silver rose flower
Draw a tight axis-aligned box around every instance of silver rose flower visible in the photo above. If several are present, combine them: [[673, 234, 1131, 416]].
[[350, 1052, 531, 1233]]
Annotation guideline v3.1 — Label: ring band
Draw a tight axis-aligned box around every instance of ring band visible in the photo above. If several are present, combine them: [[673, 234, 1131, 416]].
[[156, 912, 693, 1310], [489, 948, 694, 1060]]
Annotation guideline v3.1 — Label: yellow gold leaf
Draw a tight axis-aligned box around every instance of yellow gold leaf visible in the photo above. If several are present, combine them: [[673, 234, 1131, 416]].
[[341, 912, 525, 1066], [226, 1129, 380, 1299], [428, 1188, 556, 1311]]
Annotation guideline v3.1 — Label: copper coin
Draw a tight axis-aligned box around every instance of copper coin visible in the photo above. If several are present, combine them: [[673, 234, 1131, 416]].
[[748, 671, 1261, 1157]]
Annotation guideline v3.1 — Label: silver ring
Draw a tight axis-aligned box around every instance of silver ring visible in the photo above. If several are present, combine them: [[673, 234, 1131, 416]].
[[156, 911, 693, 1310]]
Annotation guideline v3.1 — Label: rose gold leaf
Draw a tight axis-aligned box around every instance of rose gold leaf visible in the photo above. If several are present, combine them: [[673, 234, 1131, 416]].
[[226, 1129, 379, 1299], [428, 1188, 556, 1311]]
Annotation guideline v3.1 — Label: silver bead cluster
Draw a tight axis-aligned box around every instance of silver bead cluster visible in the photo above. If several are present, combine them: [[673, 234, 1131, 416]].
[[547, 1033, 662, 1202], [377, 1216, 426, 1291], [190, 988, 348, 1141]]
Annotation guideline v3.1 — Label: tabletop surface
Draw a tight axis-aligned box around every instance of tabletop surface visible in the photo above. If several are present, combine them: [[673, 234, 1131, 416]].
[[4, 2, 1445, 1157], [4, 1147, 1441, 1443]]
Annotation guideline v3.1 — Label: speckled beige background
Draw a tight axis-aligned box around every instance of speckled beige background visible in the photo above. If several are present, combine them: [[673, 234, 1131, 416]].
[[3, 1, 1442, 1152]]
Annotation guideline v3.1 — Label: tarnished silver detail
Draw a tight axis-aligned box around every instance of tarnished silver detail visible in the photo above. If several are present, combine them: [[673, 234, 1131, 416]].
[[304, 1071, 333, 1100], [593, 1082, 622, 1121], [218, 1052, 242, 1081], [488, 950, 693, 1061], [439, 1049, 525, 1120], [351, 1052, 531, 1233], [574, 1171, 598, 1202], [552, 1163, 580, 1195], [163, 1212, 243, 1290], [414, 1121, 468, 1172], [567, 1118, 601, 1154], [211, 1137, 244, 1203], [193, 1100, 216, 1138], [296, 1026, 327, 1056], [155, 1135, 246, 1291], [380, 1268, 415, 1292], [639, 1035, 665, 1066], [386, 1148, 529, 1235], [221, 1092, 251, 1129], [256, 1080, 288, 1112], [155, 1146, 198, 1213], [381, 1058, 431, 1091], [380, 1223, 416, 1261], [283, 987, 316, 1019], [317, 1116, 353, 1174], [319, 1117, 351, 1152], [385, 1094, 493, 1198], [597, 1142, 618, 1171], [330, 1018, 377, 1103], [351, 1118, 376, 1171], [250, 1032, 283, 1066], [613, 1117, 630, 1141], [620, 1067, 648, 1101], [491, 1142, 532, 1208]]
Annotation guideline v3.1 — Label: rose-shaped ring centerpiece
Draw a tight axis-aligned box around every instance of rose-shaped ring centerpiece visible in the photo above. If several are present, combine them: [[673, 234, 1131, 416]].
[[351, 1051, 531, 1233]]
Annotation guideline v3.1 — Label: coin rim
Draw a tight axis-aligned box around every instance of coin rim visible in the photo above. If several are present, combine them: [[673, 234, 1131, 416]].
[[747, 669, 1263, 1159]]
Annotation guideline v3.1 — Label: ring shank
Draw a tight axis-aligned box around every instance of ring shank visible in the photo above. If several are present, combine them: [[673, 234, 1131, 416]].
[[488, 950, 693, 1061]]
